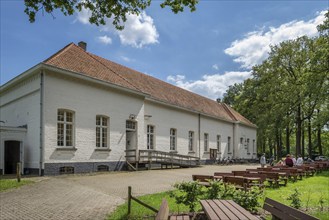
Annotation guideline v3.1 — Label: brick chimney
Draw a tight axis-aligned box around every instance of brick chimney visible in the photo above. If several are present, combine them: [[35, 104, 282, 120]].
[[78, 41, 87, 51]]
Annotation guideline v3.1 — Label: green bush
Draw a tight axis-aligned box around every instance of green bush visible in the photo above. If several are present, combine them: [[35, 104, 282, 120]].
[[287, 188, 302, 209], [170, 181, 205, 212], [232, 187, 263, 213]]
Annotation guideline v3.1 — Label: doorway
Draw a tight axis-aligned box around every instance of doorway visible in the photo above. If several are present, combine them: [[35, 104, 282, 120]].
[[126, 120, 137, 151], [210, 148, 217, 161], [4, 141, 21, 174]]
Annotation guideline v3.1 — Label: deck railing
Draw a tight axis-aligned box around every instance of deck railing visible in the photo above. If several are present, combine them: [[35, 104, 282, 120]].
[[125, 149, 200, 169]]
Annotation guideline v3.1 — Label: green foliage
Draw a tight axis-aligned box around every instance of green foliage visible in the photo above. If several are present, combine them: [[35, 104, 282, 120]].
[[232, 187, 263, 213], [225, 15, 329, 158], [287, 188, 302, 209], [170, 181, 204, 212], [318, 195, 325, 212], [24, 0, 198, 30]]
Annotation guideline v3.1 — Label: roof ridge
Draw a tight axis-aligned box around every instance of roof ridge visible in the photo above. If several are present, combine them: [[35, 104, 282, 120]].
[[222, 103, 238, 122], [43, 43, 75, 63], [81, 48, 142, 92]]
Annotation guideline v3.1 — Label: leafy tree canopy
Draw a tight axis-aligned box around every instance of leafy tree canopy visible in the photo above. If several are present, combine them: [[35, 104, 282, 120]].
[[24, 0, 199, 30]]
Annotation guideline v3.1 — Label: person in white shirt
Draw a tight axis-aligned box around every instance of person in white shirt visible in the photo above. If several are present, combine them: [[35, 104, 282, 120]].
[[260, 153, 266, 168], [292, 155, 297, 166], [296, 155, 304, 166]]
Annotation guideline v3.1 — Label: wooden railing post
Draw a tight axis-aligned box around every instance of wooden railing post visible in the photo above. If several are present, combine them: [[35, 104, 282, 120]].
[[128, 186, 132, 216], [16, 162, 21, 182]]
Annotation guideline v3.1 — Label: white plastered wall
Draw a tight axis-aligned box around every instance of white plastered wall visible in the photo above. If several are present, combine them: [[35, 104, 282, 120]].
[[0, 74, 41, 171], [43, 72, 145, 163]]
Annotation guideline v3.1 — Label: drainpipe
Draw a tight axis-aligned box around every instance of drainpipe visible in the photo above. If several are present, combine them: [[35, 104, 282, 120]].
[[198, 113, 201, 159], [39, 71, 44, 176]]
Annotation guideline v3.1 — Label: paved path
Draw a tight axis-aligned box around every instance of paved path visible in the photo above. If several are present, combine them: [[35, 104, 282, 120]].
[[0, 164, 258, 220]]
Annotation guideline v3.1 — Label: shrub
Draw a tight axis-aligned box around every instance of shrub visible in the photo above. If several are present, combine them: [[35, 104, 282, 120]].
[[232, 186, 263, 213], [170, 181, 205, 212], [287, 188, 302, 209]]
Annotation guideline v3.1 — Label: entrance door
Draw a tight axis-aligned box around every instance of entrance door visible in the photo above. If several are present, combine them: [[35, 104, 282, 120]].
[[210, 148, 217, 160], [4, 141, 21, 174], [126, 120, 137, 162]]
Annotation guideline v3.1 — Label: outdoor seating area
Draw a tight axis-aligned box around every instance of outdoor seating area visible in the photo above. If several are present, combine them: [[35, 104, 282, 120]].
[[193, 160, 329, 190]]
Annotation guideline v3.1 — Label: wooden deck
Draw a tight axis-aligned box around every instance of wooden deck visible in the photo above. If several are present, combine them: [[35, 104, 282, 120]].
[[125, 149, 200, 170]]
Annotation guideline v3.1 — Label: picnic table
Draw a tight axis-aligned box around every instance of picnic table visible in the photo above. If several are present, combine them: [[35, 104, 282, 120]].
[[200, 199, 258, 220]]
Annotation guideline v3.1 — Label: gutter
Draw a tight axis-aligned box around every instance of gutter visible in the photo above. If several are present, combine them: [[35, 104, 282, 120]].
[[39, 70, 44, 176]]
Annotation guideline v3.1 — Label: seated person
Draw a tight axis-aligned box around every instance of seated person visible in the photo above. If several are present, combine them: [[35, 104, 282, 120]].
[[284, 154, 294, 167]]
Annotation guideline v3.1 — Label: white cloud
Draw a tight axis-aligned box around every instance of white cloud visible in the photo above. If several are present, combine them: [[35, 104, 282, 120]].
[[167, 71, 251, 100], [97, 35, 112, 45], [225, 11, 326, 69], [115, 12, 159, 48], [120, 55, 135, 62], [76, 8, 92, 24], [77, 10, 159, 48], [212, 64, 219, 70]]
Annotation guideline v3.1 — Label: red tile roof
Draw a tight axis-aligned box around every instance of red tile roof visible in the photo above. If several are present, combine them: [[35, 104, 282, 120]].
[[43, 43, 256, 127]]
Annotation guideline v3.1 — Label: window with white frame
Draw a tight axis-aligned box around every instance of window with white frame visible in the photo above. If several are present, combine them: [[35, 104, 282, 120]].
[[96, 116, 108, 148], [246, 138, 250, 153], [147, 125, 155, 150], [204, 133, 209, 152], [57, 109, 74, 147], [217, 135, 221, 152], [170, 128, 177, 151], [188, 131, 194, 152], [228, 136, 231, 153]]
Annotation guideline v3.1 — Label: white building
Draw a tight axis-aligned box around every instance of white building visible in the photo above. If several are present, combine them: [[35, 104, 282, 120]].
[[0, 42, 257, 175]]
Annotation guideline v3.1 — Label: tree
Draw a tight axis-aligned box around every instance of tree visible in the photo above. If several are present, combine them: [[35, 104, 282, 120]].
[[24, 0, 198, 30]]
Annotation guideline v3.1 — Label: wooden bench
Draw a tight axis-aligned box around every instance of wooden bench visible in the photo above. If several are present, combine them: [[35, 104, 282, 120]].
[[223, 176, 248, 191], [263, 197, 319, 220], [156, 199, 190, 220], [192, 175, 214, 187]]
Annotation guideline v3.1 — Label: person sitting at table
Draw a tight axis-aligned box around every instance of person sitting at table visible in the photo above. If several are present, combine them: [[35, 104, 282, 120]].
[[284, 154, 294, 167], [296, 155, 303, 166]]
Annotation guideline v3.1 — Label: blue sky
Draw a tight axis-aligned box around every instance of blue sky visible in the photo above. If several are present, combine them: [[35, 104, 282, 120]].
[[1, 1, 328, 99]]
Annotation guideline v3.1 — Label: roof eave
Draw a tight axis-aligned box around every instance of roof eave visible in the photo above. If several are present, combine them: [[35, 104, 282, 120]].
[[0, 63, 43, 92]]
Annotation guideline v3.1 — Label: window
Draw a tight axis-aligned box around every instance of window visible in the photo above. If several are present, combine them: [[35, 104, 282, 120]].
[[204, 133, 209, 152], [228, 136, 231, 153], [147, 125, 155, 149], [96, 116, 108, 148], [59, 166, 74, 174], [57, 109, 74, 147], [253, 139, 255, 153], [246, 138, 250, 153], [240, 137, 243, 146], [217, 135, 221, 152], [170, 128, 177, 151], [188, 131, 194, 152], [126, 120, 136, 130]]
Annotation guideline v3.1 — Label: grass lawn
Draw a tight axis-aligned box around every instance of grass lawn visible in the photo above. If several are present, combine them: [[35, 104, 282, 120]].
[[263, 171, 329, 219], [108, 171, 329, 220], [0, 178, 34, 192]]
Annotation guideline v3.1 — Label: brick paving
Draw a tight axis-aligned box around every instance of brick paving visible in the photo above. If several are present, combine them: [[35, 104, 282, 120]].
[[0, 164, 258, 220]]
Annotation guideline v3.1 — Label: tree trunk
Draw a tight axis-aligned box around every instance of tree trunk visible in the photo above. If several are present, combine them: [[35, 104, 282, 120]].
[[318, 125, 322, 155], [286, 125, 290, 154], [301, 122, 305, 158], [296, 105, 302, 156], [308, 118, 312, 158], [276, 129, 281, 160]]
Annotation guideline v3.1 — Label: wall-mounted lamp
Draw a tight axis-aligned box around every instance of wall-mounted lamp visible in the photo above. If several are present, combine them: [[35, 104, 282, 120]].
[[129, 114, 136, 120], [144, 115, 152, 120]]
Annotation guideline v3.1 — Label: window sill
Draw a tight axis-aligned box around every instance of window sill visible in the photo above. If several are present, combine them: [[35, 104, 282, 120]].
[[188, 151, 195, 154], [56, 147, 77, 151], [95, 148, 111, 152]]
